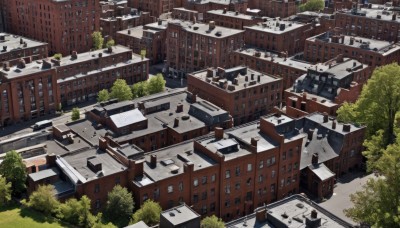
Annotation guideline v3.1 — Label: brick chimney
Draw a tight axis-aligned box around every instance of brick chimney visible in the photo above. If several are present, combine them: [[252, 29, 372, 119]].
[[323, 112, 328, 123], [336, 54, 344, 63], [251, 137, 259, 147], [174, 117, 179, 127], [176, 103, 183, 112], [150, 154, 157, 167], [17, 58, 26, 69], [343, 124, 351, 132], [312, 153, 319, 165], [71, 51, 78, 59], [307, 129, 314, 141], [209, 21, 216, 30], [46, 153, 57, 167], [255, 208, 267, 222], [2, 62, 10, 71], [134, 160, 144, 178], [215, 127, 223, 140], [192, 93, 197, 103], [332, 120, 336, 129]]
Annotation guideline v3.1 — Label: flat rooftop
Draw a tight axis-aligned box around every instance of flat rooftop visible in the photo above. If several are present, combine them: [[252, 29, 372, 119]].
[[310, 58, 367, 80], [338, 6, 400, 23], [161, 204, 200, 226], [207, 9, 254, 20], [245, 20, 307, 34], [134, 141, 216, 185], [235, 48, 312, 71], [0, 33, 47, 55], [168, 19, 244, 38], [309, 33, 400, 55]]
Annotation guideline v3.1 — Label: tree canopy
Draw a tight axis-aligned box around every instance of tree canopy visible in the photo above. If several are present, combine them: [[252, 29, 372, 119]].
[[110, 79, 133, 101], [97, 89, 110, 102], [71, 107, 80, 121], [0, 150, 27, 196], [106, 39, 115, 48], [131, 200, 161, 226], [132, 81, 148, 98], [104, 185, 134, 227], [24, 185, 60, 215], [147, 74, 166, 95], [0, 176, 11, 206], [201, 215, 225, 228], [299, 0, 325, 12], [92, 32, 104, 50]]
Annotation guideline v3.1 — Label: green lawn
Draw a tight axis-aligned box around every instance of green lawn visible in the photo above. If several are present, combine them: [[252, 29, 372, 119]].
[[0, 204, 66, 228]]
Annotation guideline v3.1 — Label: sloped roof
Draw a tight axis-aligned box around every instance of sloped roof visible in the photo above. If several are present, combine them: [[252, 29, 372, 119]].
[[309, 163, 335, 181], [110, 108, 146, 128]]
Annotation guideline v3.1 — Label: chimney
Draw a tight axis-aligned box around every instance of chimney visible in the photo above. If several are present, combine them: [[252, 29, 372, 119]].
[[2, 62, 10, 71], [393, 13, 397, 21], [150, 154, 157, 167], [209, 21, 216, 30], [98, 52, 103, 58], [311, 209, 318, 219], [158, 19, 162, 25], [353, 61, 357, 67], [138, 101, 145, 110], [134, 160, 144, 178], [71, 51, 78, 59], [223, 8, 227, 14], [332, 120, 336, 129], [302, 92, 307, 101], [257, 75, 261, 82], [207, 68, 214, 77], [174, 117, 179, 127], [17, 58, 26, 69], [235, 11, 239, 16], [343, 124, 351, 132], [245, 76, 248, 81], [192, 93, 197, 103], [215, 127, 223, 140], [2, 46, 7, 52], [184, 162, 194, 173], [108, 46, 112, 53], [99, 137, 108, 150], [176, 103, 183, 112], [307, 129, 314, 140], [46, 154, 57, 167], [128, 29, 131, 35], [336, 54, 343, 63], [255, 209, 267, 222], [251, 137, 259, 147], [312, 153, 319, 165], [323, 112, 328, 123], [340, 35, 345, 44], [251, 73, 254, 80], [20, 38, 23, 44]]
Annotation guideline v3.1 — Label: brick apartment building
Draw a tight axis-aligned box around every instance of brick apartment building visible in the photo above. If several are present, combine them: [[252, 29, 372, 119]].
[[0, 45, 149, 126], [5, 0, 101, 56], [166, 20, 244, 77], [283, 57, 371, 118], [183, 0, 248, 20], [206, 9, 262, 30], [231, 48, 312, 90], [335, 6, 400, 42], [188, 66, 282, 125], [129, 0, 179, 18], [88, 89, 233, 152], [244, 19, 316, 56], [247, 0, 297, 18], [0, 33, 48, 67], [132, 114, 305, 221], [171, 7, 201, 22], [116, 20, 168, 64], [100, 1, 155, 40], [292, 11, 335, 35], [304, 31, 400, 67]]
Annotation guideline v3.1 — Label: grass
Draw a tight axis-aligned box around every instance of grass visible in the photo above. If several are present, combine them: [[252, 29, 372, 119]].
[[0, 203, 66, 228]]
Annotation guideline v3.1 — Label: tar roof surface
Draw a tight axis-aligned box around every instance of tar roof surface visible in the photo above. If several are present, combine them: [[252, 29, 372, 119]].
[[338, 7, 400, 22], [207, 9, 254, 20], [168, 19, 244, 38], [161, 204, 200, 225], [244, 20, 306, 34], [0, 33, 47, 54], [309, 163, 335, 181], [197, 135, 253, 161], [29, 167, 59, 182], [67, 120, 108, 146]]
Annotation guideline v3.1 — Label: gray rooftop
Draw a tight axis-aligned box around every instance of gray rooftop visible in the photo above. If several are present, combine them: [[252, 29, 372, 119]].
[[29, 167, 59, 182], [110, 108, 147, 129], [168, 19, 244, 38], [160, 204, 200, 226], [207, 9, 254, 20], [338, 6, 400, 23], [124, 221, 150, 228], [309, 163, 335, 181], [0, 33, 47, 55], [244, 20, 307, 34]]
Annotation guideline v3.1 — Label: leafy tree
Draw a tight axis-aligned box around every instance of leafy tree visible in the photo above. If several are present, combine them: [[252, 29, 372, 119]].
[[57, 195, 93, 227], [336, 102, 358, 123], [132, 81, 148, 98], [147, 74, 166, 95], [92, 31, 104, 50], [362, 130, 386, 171], [53, 53, 62, 60], [97, 89, 110, 102], [0, 150, 27, 196], [201, 215, 225, 228], [344, 132, 400, 227], [299, 0, 324, 12], [71, 107, 80, 121], [110, 79, 133, 101], [104, 185, 134, 227], [0, 176, 11, 206], [106, 39, 115, 48], [25, 185, 59, 215], [131, 200, 161, 226]]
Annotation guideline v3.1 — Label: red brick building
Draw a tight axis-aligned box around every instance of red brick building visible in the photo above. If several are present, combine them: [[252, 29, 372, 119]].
[[247, 0, 297, 18], [129, 0, 179, 18], [100, 1, 155, 40], [5, 0, 101, 56], [231, 48, 312, 90], [166, 20, 244, 77], [284, 57, 371, 118], [116, 20, 168, 64], [188, 66, 282, 125], [171, 7, 201, 22], [183, 0, 248, 20], [0, 33, 48, 67], [206, 9, 262, 30], [335, 6, 400, 42], [132, 114, 305, 221], [244, 19, 316, 56], [304, 32, 400, 67]]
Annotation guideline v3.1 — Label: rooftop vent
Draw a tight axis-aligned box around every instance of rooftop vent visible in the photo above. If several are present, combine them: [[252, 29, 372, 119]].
[[87, 157, 102, 173]]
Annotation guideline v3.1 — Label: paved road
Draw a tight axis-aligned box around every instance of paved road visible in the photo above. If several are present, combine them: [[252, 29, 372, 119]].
[[318, 172, 377, 225]]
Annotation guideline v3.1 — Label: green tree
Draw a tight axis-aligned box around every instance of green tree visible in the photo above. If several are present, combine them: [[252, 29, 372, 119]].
[[71, 107, 80, 121], [97, 89, 110, 102], [0, 176, 12, 206], [110, 79, 133, 101], [362, 130, 386, 171], [131, 200, 161, 226], [336, 102, 358, 123], [25, 185, 59, 215], [92, 31, 104, 50], [299, 0, 324, 12], [0, 150, 27, 196], [104, 185, 134, 227], [53, 53, 62, 60], [201, 215, 225, 228], [147, 74, 166, 95], [106, 39, 115, 48], [132, 81, 148, 98], [344, 132, 400, 227], [57, 198, 82, 225]]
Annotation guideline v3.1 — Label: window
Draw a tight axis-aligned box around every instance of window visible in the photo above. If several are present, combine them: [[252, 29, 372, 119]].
[[201, 205, 207, 214], [235, 197, 241, 205], [225, 170, 231, 179], [210, 202, 216, 212], [282, 151, 286, 160], [95, 199, 101, 209], [225, 200, 230, 207], [289, 149, 293, 158], [246, 191, 252, 201], [271, 170, 276, 178], [271, 156, 276, 164], [259, 160, 264, 169], [210, 188, 215, 196], [258, 175, 264, 183], [202, 176, 207, 185], [287, 177, 291, 185], [115, 177, 120, 185], [280, 179, 285, 187], [235, 182, 240, 190], [202, 191, 208, 200], [194, 178, 199, 187], [143, 194, 148, 201], [154, 188, 160, 199], [247, 164, 252, 172], [193, 194, 199, 203], [94, 184, 100, 193], [225, 185, 231, 194], [167, 185, 173, 193], [211, 174, 216, 182], [270, 184, 275, 192], [235, 167, 240, 176]]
